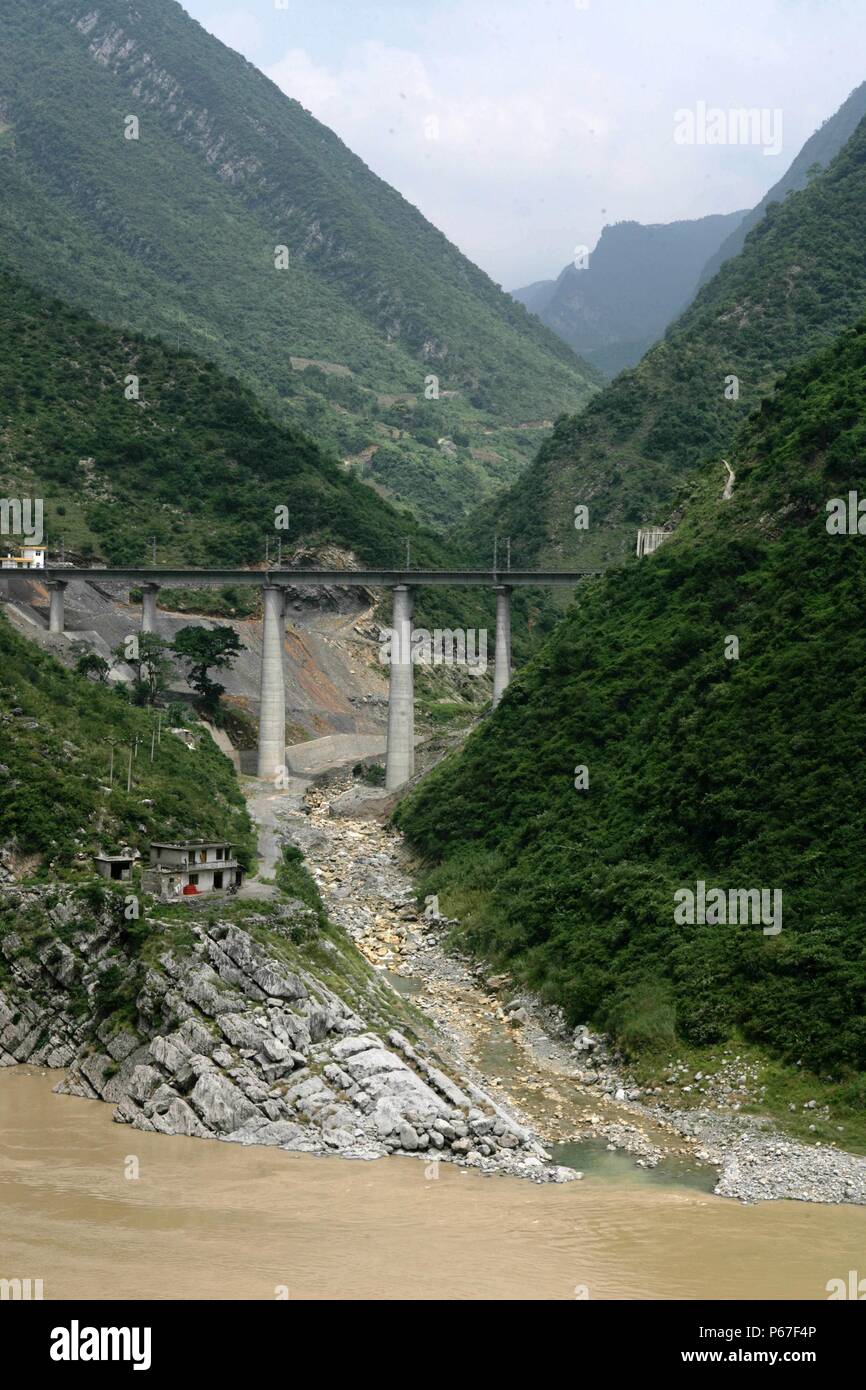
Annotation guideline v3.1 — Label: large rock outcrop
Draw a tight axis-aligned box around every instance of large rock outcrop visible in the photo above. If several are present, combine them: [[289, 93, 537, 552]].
[[0, 887, 570, 1181]]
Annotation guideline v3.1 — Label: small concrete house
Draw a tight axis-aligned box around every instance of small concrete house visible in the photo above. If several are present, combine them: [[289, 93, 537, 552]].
[[94, 852, 135, 882], [142, 841, 243, 899]]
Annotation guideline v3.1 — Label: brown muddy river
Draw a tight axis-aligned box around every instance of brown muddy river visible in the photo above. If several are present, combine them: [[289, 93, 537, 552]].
[[2, 1069, 864, 1300]]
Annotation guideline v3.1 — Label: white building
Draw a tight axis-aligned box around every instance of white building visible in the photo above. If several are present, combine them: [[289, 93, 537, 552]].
[[142, 841, 244, 898], [1, 545, 46, 569]]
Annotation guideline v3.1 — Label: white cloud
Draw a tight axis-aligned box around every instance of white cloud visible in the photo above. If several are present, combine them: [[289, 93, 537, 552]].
[[205, 0, 866, 285]]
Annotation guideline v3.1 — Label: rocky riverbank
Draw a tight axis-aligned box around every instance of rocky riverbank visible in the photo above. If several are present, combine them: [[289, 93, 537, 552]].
[[4, 750, 865, 1204], [0, 877, 573, 1183], [291, 771, 866, 1206]]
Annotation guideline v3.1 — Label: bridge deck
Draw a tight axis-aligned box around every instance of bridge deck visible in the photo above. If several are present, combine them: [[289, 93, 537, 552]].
[[5, 567, 599, 588]]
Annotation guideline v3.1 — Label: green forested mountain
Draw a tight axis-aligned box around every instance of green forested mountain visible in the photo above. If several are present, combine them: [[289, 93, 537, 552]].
[[0, 0, 599, 527], [465, 114, 866, 573], [511, 211, 745, 379], [0, 268, 457, 570], [0, 268, 539, 650], [0, 612, 254, 873], [511, 82, 866, 385], [397, 317, 866, 1078], [698, 79, 866, 285]]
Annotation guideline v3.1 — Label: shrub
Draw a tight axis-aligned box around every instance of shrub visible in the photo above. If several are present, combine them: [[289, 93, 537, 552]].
[[604, 981, 678, 1058]]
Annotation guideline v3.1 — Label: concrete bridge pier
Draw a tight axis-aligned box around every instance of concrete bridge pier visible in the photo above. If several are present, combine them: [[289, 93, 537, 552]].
[[47, 580, 67, 635], [140, 582, 161, 633], [385, 584, 415, 791], [257, 585, 286, 781], [492, 585, 512, 707]]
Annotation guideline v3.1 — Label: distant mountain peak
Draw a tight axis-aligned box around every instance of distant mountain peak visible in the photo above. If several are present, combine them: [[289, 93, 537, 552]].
[[511, 210, 746, 379]]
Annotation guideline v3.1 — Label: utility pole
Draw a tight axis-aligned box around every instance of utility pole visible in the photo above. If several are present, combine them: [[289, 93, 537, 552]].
[[506, 537, 511, 572], [405, 538, 411, 571], [108, 742, 114, 787], [148, 536, 157, 565], [157, 711, 162, 745], [150, 726, 156, 763], [276, 537, 282, 568], [126, 746, 133, 793], [493, 535, 498, 573]]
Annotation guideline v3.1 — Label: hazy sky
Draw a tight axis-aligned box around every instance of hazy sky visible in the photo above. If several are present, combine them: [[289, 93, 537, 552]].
[[181, 0, 865, 288]]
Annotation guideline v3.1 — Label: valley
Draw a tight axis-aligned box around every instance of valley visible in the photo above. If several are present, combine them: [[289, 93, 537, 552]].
[[1, 0, 865, 1319], [4, 726, 866, 1304], [0, 0, 599, 529], [281, 765, 866, 1206]]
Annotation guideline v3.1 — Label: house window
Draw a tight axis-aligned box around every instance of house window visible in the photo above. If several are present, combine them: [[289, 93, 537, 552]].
[[189, 873, 199, 886]]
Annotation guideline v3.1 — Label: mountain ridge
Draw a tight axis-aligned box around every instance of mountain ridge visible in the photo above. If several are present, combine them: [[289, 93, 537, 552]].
[[397, 313, 866, 1079], [511, 211, 745, 378], [462, 111, 866, 573], [698, 78, 866, 285], [0, 0, 599, 527]]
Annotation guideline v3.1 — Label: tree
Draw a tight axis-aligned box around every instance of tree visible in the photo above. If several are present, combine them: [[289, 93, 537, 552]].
[[171, 625, 244, 714], [112, 633, 171, 706], [166, 700, 189, 726], [75, 651, 110, 683]]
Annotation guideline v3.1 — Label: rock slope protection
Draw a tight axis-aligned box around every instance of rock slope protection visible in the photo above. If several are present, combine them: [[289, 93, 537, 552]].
[[397, 316, 866, 1087], [0, 0, 599, 525], [1, 553, 392, 749], [464, 114, 866, 572]]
